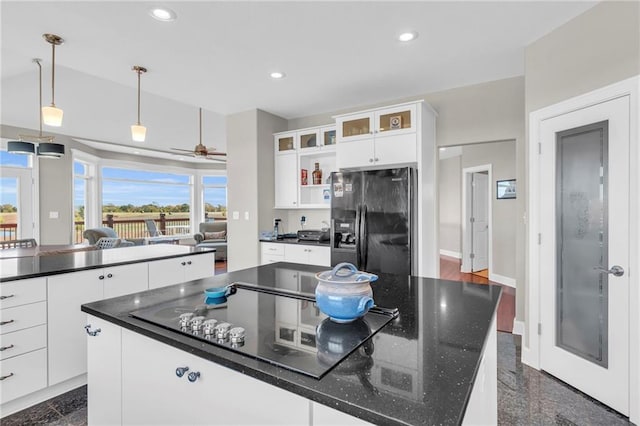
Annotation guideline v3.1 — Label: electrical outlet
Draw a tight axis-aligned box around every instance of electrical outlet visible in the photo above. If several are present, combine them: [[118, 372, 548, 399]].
[[232, 211, 239, 220], [244, 211, 250, 220]]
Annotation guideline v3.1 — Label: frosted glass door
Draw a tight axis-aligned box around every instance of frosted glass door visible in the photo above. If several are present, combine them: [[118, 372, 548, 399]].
[[555, 122, 607, 367]]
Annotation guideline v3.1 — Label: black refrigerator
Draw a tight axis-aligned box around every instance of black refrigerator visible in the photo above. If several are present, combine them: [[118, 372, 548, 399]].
[[330, 167, 417, 276]]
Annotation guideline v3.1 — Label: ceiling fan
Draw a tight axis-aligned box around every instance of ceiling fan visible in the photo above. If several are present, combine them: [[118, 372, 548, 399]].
[[171, 108, 226, 162]]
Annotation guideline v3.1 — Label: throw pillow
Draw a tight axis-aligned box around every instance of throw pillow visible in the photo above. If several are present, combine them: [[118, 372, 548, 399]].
[[204, 230, 227, 240]]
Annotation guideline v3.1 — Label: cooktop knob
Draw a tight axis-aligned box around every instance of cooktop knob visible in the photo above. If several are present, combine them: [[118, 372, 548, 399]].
[[203, 319, 218, 335], [179, 313, 194, 328], [229, 327, 246, 344], [215, 322, 232, 339], [191, 316, 205, 332]]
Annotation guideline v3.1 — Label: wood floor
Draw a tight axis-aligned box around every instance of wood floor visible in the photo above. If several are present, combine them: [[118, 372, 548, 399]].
[[440, 255, 516, 333], [216, 257, 515, 333]]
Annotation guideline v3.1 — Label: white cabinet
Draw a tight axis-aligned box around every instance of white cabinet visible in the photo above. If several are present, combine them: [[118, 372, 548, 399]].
[[261, 242, 330, 267], [0, 277, 47, 404], [275, 151, 298, 208], [86, 314, 122, 426], [261, 242, 285, 265], [285, 244, 331, 266], [121, 328, 309, 425], [148, 253, 215, 290], [313, 402, 374, 425], [274, 125, 337, 209], [336, 102, 419, 169], [47, 263, 148, 386]]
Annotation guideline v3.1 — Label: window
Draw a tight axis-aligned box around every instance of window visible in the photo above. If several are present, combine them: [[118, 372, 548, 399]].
[[101, 167, 192, 239], [203, 175, 227, 222], [73, 160, 93, 243], [0, 149, 34, 240]]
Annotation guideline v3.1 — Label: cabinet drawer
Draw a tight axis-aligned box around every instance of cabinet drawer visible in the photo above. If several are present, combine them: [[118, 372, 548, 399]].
[[0, 302, 47, 335], [0, 324, 47, 361], [262, 243, 285, 256], [0, 278, 46, 309], [0, 348, 47, 404]]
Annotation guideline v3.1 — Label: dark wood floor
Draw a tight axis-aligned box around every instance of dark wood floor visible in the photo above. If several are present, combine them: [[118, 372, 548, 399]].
[[440, 255, 515, 333], [215, 260, 227, 274]]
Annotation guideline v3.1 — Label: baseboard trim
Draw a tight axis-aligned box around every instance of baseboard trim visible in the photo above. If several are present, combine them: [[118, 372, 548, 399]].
[[489, 272, 516, 288], [439, 249, 462, 259], [1, 374, 86, 418], [512, 319, 525, 336]]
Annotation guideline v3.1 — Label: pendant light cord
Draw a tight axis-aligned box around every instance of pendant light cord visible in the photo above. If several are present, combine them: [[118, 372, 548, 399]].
[[137, 69, 141, 125], [50, 42, 56, 107], [199, 107, 202, 144], [35, 59, 43, 136]]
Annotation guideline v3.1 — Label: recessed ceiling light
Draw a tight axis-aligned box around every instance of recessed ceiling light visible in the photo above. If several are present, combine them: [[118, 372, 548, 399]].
[[398, 31, 418, 42], [133, 151, 140, 154], [149, 7, 177, 22], [270, 72, 286, 79], [439, 147, 446, 151]]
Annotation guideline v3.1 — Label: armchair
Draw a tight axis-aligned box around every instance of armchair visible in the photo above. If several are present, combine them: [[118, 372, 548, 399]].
[[194, 221, 227, 261], [83, 227, 140, 247]]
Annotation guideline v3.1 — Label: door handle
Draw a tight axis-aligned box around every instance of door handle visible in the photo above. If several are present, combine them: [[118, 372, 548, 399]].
[[594, 265, 624, 277]]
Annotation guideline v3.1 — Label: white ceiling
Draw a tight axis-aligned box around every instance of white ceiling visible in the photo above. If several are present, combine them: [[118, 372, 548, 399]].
[[1, 1, 598, 155]]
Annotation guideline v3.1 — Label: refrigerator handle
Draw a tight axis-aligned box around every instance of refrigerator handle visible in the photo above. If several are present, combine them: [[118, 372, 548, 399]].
[[355, 204, 362, 269], [361, 204, 368, 270]]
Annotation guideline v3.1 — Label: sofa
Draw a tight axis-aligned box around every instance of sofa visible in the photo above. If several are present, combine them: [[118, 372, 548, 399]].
[[194, 221, 227, 261], [83, 227, 144, 247]]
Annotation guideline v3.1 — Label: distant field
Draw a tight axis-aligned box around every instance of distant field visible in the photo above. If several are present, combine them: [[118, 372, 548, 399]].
[[0, 212, 227, 224], [0, 213, 17, 224]]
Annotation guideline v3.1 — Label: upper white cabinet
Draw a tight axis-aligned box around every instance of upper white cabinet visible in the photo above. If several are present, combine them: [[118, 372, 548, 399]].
[[274, 125, 337, 209], [336, 102, 419, 169]]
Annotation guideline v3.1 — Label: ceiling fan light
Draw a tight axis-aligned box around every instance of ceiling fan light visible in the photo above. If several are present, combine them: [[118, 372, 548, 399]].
[[131, 124, 147, 142], [8, 141, 36, 155], [42, 105, 63, 127], [37, 142, 65, 158]]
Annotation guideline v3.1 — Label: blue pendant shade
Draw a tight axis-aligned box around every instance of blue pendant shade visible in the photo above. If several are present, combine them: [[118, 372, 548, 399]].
[[37, 142, 65, 158], [7, 141, 36, 154]]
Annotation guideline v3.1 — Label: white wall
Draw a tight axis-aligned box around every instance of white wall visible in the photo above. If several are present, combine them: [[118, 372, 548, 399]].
[[438, 155, 462, 256]]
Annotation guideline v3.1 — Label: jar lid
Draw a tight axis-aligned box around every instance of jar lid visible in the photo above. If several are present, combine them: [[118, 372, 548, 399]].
[[316, 262, 378, 285]]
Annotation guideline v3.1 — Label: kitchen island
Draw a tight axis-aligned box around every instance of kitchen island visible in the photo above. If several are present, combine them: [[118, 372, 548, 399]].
[[0, 245, 215, 417], [82, 262, 501, 425]]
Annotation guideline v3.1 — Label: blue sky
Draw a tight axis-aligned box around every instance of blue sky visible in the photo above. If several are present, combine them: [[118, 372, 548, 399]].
[[1, 178, 17, 206]]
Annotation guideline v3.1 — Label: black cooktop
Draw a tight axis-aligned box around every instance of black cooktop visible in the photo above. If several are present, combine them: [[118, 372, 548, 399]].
[[130, 285, 396, 379]]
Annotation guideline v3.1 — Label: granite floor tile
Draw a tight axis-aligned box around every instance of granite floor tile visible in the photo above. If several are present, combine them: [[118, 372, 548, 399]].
[[0, 400, 64, 425], [48, 385, 87, 417]]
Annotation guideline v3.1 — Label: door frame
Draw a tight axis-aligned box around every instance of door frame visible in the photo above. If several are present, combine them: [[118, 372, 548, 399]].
[[461, 164, 492, 274], [525, 76, 639, 423]]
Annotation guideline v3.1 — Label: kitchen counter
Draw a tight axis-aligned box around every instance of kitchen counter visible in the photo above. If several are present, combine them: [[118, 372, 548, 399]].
[[82, 262, 501, 425], [259, 237, 330, 246], [0, 244, 215, 282]]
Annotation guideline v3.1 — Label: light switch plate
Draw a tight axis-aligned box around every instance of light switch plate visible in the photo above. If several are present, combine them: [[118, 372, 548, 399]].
[[49, 211, 59, 219], [232, 211, 239, 220], [244, 211, 249, 220]]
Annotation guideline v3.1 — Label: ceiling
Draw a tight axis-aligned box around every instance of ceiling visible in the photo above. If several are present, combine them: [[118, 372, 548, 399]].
[[1, 1, 598, 155]]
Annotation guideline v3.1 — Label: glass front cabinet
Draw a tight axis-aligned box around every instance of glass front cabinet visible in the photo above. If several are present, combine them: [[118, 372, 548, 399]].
[[337, 103, 417, 143]]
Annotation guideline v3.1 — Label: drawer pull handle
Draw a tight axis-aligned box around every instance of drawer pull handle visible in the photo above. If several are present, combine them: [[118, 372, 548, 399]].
[[107, 273, 113, 278], [187, 261, 192, 265], [98, 275, 105, 280], [0, 344, 14, 351], [175, 366, 189, 377], [181, 261, 187, 266], [84, 324, 101, 336], [0, 373, 14, 381], [0, 294, 15, 300], [187, 371, 201, 383], [0, 319, 15, 326]]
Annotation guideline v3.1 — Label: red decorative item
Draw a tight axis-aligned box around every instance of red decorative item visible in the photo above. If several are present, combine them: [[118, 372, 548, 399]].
[[301, 169, 308, 185]]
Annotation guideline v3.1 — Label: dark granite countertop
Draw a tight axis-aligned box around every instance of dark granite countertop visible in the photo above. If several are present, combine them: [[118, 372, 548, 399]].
[[0, 245, 215, 282], [81, 262, 501, 425], [259, 238, 330, 246]]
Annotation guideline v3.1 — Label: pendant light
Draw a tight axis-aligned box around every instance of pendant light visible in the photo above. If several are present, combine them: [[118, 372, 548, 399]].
[[131, 65, 147, 142], [7, 58, 65, 158], [41, 33, 64, 127]]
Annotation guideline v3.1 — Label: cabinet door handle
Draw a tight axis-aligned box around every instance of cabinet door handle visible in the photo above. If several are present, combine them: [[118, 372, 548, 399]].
[[0, 373, 14, 381], [0, 319, 15, 326], [187, 261, 192, 265], [175, 366, 189, 377], [0, 344, 14, 351], [98, 275, 105, 280], [107, 273, 113, 278], [181, 261, 187, 266], [0, 294, 15, 300], [188, 371, 201, 383], [374, 157, 379, 162], [369, 158, 374, 163], [293, 201, 297, 205], [84, 324, 101, 336]]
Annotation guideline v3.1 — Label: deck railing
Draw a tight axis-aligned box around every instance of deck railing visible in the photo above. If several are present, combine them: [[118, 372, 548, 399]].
[[2, 212, 226, 244]]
